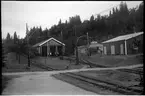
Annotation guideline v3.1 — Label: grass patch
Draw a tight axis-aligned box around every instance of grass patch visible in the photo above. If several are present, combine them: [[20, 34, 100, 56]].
[[32, 57, 85, 70], [81, 54, 143, 67], [2, 52, 47, 73]]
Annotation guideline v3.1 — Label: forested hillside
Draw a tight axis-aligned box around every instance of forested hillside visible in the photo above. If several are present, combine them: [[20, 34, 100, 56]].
[[16, 2, 144, 55]]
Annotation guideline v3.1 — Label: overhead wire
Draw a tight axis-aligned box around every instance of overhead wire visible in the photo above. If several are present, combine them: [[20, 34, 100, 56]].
[[82, 1, 133, 21], [81, 3, 121, 21]]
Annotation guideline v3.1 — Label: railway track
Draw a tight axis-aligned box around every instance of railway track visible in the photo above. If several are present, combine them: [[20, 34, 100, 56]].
[[30, 60, 54, 71], [64, 56, 107, 68], [118, 69, 143, 75], [82, 59, 107, 68], [53, 72, 143, 95], [21, 54, 105, 71], [64, 56, 143, 75], [30, 59, 73, 71]]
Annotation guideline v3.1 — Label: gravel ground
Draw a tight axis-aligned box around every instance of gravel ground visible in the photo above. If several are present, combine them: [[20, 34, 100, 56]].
[[2, 72, 96, 95]]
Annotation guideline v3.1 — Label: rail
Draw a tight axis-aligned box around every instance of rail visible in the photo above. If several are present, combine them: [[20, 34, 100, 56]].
[[53, 72, 143, 95]]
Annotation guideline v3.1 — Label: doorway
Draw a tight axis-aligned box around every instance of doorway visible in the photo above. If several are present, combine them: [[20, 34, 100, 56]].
[[42, 46, 47, 56], [104, 46, 107, 55], [120, 44, 124, 55], [111, 45, 115, 55]]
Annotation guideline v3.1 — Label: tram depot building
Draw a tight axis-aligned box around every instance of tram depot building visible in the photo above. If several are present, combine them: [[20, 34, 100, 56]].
[[102, 32, 143, 55]]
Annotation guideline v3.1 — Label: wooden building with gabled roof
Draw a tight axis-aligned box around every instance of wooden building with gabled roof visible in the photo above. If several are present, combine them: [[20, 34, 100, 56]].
[[102, 32, 143, 55], [33, 37, 65, 56]]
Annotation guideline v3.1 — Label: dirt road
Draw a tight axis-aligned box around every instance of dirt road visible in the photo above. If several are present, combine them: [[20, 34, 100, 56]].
[[2, 64, 142, 95], [2, 72, 96, 95]]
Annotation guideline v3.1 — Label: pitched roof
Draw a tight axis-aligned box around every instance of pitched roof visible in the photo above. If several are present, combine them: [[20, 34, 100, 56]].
[[33, 37, 65, 47], [89, 43, 103, 48], [102, 32, 143, 43]]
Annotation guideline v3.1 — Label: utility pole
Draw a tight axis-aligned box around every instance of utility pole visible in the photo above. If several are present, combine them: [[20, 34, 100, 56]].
[[18, 36, 20, 64], [133, 26, 136, 33], [87, 32, 89, 47], [75, 45, 79, 65], [75, 25, 79, 65], [86, 32, 90, 56], [26, 23, 30, 68], [61, 31, 64, 59], [26, 24, 39, 68]]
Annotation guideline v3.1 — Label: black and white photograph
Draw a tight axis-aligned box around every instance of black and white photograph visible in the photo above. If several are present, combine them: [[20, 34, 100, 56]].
[[1, 1, 144, 95]]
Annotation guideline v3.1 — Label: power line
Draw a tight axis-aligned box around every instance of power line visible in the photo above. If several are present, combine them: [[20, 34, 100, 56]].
[[94, 3, 120, 17], [81, 3, 120, 21], [83, 1, 132, 21]]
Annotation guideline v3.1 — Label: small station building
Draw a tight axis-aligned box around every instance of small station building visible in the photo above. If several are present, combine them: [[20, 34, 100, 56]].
[[33, 37, 65, 56]]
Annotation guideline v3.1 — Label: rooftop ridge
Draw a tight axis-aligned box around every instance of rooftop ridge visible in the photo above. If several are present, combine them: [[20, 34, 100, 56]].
[[102, 32, 143, 43]]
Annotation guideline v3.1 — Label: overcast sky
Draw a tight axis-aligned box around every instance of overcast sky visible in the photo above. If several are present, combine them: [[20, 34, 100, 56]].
[[2, 1, 142, 39]]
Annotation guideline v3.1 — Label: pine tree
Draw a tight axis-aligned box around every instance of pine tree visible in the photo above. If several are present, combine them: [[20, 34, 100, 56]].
[[109, 11, 112, 17], [65, 20, 67, 24], [112, 8, 116, 14], [116, 7, 119, 13], [14, 31, 18, 44], [90, 15, 94, 21], [6, 33, 11, 42], [58, 19, 62, 25]]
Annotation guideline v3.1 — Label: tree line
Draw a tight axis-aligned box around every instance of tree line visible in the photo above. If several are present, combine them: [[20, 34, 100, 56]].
[[4, 1, 143, 56], [3, 31, 38, 62]]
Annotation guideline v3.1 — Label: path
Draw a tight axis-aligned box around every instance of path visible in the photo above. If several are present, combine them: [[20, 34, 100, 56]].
[[3, 64, 143, 76], [2, 64, 142, 95], [2, 72, 96, 95]]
